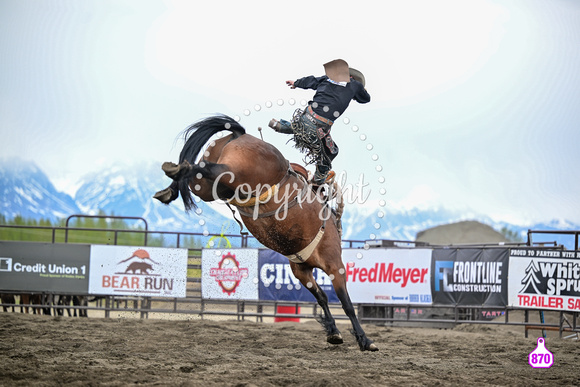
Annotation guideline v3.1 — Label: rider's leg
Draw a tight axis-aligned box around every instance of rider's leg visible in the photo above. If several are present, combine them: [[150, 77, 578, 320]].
[[312, 134, 339, 185]]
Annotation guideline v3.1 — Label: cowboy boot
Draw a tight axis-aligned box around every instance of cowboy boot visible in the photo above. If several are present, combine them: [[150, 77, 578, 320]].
[[268, 119, 282, 131], [269, 119, 294, 134], [312, 170, 335, 185]]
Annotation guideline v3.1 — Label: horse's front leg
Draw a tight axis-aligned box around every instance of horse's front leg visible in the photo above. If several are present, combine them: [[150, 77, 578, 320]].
[[331, 267, 379, 351], [289, 262, 343, 345]]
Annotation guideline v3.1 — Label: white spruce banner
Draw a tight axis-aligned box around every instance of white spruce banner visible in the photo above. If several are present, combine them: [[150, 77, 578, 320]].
[[508, 249, 580, 311]]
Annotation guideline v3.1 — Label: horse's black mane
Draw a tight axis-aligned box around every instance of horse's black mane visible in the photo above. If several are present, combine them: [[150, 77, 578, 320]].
[[178, 114, 246, 165]]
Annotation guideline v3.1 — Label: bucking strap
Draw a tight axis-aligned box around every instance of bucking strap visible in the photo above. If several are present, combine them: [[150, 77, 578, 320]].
[[284, 204, 329, 264], [285, 226, 325, 264]]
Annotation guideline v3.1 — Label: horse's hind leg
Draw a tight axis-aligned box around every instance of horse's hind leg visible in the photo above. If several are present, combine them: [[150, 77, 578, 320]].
[[332, 270, 379, 351], [290, 263, 343, 345], [153, 161, 193, 204]]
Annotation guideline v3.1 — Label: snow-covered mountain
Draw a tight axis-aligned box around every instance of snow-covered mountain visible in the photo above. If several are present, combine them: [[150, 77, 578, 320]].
[[0, 159, 80, 221], [340, 204, 474, 242], [341, 203, 580, 249], [1, 158, 579, 249], [73, 162, 232, 234], [0, 158, 230, 233]]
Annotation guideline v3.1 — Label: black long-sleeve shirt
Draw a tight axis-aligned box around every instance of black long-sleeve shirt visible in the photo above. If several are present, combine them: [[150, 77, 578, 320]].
[[293, 75, 371, 121]]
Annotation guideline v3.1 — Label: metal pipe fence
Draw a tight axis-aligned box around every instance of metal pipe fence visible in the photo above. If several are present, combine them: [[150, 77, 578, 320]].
[[2, 290, 578, 339], [1, 218, 579, 339]]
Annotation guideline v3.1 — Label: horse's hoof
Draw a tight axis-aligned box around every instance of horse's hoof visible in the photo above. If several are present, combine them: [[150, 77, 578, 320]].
[[364, 343, 379, 352], [153, 188, 175, 204], [327, 333, 344, 345], [161, 162, 180, 178]]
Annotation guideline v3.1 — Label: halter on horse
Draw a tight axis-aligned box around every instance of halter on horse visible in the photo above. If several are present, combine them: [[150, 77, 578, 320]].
[[154, 115, 377, 351]]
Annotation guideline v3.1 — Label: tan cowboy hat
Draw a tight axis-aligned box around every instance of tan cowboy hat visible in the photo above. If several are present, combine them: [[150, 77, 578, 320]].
[[349, 68, 366, 87], [323, 59, 350, 83]]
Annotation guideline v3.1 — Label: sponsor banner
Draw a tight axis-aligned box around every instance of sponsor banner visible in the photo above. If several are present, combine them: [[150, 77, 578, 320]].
[[0, 241, 90, 293], [88, 245, 188, 298], [431, 248, 509, 307], [343, 248, 432, 304], [258, 249, 339, 302], [202, 249, 259, 300], [508, 249, 580, 312]]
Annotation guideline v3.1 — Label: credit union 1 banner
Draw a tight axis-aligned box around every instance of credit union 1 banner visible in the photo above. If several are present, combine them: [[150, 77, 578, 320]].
[[88, 245, 188, 298], [508, 248, 580, 312], [0, 241, 90, 294]]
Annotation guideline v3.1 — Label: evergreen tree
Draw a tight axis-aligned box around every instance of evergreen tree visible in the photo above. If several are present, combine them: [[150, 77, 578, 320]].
[[500, 226, 524, 242], [0, 212, 204, 250]]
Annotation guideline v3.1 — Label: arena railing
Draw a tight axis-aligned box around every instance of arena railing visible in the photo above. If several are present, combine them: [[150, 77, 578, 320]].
[[1, 217, 579, 339]]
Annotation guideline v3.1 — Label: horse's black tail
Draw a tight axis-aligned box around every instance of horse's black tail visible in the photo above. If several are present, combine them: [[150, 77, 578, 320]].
[[178, 115, 245, 165], [176, 115, 246, 210]]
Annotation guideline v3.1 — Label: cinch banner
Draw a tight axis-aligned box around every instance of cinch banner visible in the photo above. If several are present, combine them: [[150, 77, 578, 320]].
[[89, 245, 188, 298], [201, 249, 259, 300], [342, 248, 432, 305], [0, 241, 90, 294], [508, 248, 580, 312], [431, 248, 509, 307], [258, 249, 338, 302]]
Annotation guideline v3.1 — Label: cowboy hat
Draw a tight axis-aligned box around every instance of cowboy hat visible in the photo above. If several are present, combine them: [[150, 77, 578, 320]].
[[349, 68, 366, 87]]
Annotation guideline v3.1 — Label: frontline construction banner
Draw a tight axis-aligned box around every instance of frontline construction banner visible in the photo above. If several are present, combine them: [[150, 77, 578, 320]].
[[431, 248, 509, 307], [508, 248, 580, 312], [89, 245, 188, 298], [342, 248, 432, 305]]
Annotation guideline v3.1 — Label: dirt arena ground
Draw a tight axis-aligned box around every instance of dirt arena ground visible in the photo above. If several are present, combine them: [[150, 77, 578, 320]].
[[0, 312, 578, 387]]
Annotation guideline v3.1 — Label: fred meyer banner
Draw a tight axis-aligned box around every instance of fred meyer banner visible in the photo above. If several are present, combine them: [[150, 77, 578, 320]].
[[342, 248, 432, 305], [431, 248, 509, 307], [508, 249, 580, 312], [88, 245, 188, 298]]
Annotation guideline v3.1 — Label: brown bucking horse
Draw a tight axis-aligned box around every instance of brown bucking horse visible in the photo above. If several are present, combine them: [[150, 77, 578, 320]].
[[154, 115, 377, 351]]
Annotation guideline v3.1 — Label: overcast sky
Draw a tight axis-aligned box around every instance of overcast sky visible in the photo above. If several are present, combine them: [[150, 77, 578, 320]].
[[1, 0, 579, 226]]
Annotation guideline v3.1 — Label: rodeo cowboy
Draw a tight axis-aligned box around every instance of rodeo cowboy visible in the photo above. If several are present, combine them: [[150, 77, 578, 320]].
[[269, 59, 370, 186]]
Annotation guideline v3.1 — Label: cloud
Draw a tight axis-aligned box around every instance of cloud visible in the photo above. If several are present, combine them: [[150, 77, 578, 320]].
[[1, 0, 580, 225]]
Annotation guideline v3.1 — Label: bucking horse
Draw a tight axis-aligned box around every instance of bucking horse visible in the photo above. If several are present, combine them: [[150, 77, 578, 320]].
[[154, 115, 377, 351]]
